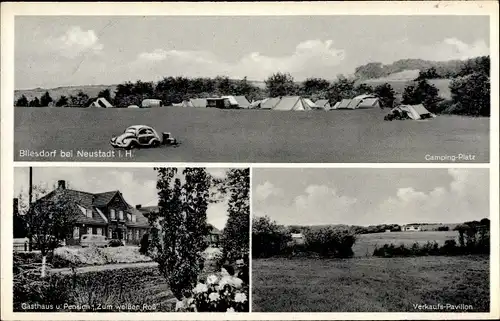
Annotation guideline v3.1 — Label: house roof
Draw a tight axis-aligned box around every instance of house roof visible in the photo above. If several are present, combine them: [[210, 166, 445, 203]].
[[36, 188, 149, 227]]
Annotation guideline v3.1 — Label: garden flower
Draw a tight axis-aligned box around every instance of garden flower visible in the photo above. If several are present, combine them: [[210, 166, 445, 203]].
[[226, 307, 235, 312], [206, 274, 218, 285], [234, 292, 247, 303], [193, 283, 208, 293], [208, 292, 220, 301], [175, 300, 185, 311], [230, 277, 243, 288], [218, 276, 231, 288]]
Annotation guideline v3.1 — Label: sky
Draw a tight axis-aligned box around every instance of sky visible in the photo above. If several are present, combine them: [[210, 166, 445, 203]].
[[14, 15, 490, 89], [14, 167, 233, 230], [252, 168, 489, 226]]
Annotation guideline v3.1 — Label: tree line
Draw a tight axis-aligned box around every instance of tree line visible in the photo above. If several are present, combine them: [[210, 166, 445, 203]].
[[15, 55, 489, 116]]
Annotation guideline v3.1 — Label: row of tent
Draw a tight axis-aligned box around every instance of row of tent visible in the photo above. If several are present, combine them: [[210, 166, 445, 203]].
[[173, 95, 251, 109], [88, 98, 164, 108], [249, 94, 382, 111]]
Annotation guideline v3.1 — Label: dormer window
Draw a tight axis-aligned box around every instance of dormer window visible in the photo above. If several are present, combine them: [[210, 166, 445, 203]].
[[127, 213, 132, 221], [132, 214, 137, 223], [118, 210, 124, 220], [86, 209, 92, 218], [110, 209, 116, 220]]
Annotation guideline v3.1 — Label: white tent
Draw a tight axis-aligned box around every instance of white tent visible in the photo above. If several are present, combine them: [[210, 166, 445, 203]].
[[260, 97, 281, 110], [303, 98, 321, 110], [89, 97, 113, 108], [127, 105, 140, 108], [142, 99, 163, 108], [391, 104, 435, 120], [272, 96, 312, 111], [315, 99, 331, 110]]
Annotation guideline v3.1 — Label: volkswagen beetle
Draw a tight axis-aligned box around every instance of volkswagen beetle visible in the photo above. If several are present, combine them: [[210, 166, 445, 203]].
[[110, 125, 175, 149]]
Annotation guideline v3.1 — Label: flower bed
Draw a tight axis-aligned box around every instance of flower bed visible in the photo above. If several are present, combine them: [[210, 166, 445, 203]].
[[52, 246, 152, 268], [175, 273, 249, 312]]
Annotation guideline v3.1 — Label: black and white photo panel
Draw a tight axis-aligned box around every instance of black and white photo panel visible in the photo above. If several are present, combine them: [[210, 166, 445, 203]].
[[252, 168, 490, 312], [14, 15, 490, 163], [13, 167, 250, 313]]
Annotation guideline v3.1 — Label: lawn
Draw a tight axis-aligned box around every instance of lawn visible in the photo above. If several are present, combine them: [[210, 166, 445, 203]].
[[15, 107, 489, 162], [353, 231, 458, 257], [252, 256, 490, 312]]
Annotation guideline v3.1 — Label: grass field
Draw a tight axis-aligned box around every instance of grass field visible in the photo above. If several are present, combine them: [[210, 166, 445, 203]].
[[353, 231, 458, 257], [15, 107, 489, 162], [252, 255, 489, 312]]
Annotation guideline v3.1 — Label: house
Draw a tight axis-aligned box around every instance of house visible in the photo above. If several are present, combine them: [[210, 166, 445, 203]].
[[135, 205, 222, 247], [403, 225, 422, 232], [88, 97, 114, 108], [31, 180, 150, 245]]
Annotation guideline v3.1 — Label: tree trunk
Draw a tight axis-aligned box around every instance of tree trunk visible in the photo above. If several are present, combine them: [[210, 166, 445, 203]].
[[41, 255, 47, 278]]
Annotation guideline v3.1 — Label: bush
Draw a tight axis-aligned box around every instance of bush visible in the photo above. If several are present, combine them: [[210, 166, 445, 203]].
[[252, 216, 291, 258], [303, 227, 356, 258]]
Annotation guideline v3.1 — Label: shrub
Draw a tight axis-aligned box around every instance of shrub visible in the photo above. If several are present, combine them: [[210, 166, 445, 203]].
[[303, 227, 356, 258], [252, 216, 291, 258], [108, 239, 123, 247]]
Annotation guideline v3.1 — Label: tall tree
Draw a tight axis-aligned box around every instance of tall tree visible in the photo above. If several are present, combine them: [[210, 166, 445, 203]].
[[327, 75, 356, 103], [15, 95, 29, 107], [18, 185, 76, 278], [265, 72, 298, 97], [220, 169, 250, 262], [28, 97, 41, 107], [56, 95, 69, 107], [449, 72, 490, 116], [40, 91, 53, 107], [374, 83, 396, 108], [152, 168, 210, 300], [402, 79, 441, 113], [300, 78, 331, 98]]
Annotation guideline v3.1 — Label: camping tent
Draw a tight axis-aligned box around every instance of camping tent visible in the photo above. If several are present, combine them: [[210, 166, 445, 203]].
[[330, 101, 341, 110], [315, 99, 331, 110], [190, 98, 207, 108], [391, 104, 434, 120], [273, 96, 312, 111], [337, 99, 357, 109], [127, 105, 140, 108], [357, 97, 381, 108], [142, 99, 163, 108], [303, 98, 320, 110], [249, 100, 262, 109], [221, 95, 251, 108], [260, 97, 281, 110], [89, 98, 113, 108]]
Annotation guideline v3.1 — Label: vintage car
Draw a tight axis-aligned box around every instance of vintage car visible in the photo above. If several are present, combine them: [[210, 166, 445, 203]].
[[110, 125, 176, 149]]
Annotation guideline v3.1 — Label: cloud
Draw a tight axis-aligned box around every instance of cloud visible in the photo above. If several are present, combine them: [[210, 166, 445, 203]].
[[133, 39, 345, 80], [294, 184, 357, 218], [373, 169, 489, 224], [46, 26, 104, 58], [254, 182, 284, 201]]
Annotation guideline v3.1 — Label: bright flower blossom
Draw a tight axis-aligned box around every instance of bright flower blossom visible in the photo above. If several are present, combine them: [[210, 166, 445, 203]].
[[230, 277, 243, 289], [209, 292, 220, 301], [193, 283, 208, 293], [206, 274, 218, 285], [226, 307, 235, 312], [234, 292, 247, 303]]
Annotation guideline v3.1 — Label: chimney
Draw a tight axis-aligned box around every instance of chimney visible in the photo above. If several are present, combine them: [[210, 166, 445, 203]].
[[136, 204, 142, 209], [58, 180, 66, 189], [13, 198, 18, 216]]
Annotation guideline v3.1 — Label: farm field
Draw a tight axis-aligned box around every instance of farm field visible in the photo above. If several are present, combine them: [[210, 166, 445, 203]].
[[15, 107, 489, 162], [353, 231, 458, 257], [252, 255, 489, 312]]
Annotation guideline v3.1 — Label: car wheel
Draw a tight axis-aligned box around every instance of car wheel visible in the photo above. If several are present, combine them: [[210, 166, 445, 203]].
[[125, 141, 137, 150], [151, 140, 160, 147]]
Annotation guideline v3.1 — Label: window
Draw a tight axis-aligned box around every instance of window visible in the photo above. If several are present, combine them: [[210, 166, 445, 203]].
[[110, 209, 116, 220], [127, 213, 132, 221], [128, 230, 132, 241], [96, 227, 102, 235], [86, 209, 92, 218], [73, 226, 80, 239], [87, 227, 92, 235], [135, 230, 139, 240], [118, 210, 124, 220], [108, 228, 112, 238]]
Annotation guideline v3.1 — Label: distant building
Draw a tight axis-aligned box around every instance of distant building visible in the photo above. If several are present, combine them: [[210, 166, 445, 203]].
[[403, 225, 422, 232]]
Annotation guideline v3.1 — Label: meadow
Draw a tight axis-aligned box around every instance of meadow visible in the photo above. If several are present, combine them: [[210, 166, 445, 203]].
[[15, 107, 489, 162], [252, 255, 489, 312], [353, 231, 458, 257]]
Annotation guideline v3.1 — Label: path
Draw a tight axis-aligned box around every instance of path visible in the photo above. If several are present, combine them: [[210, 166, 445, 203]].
[[51, 261, 158, 274]]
